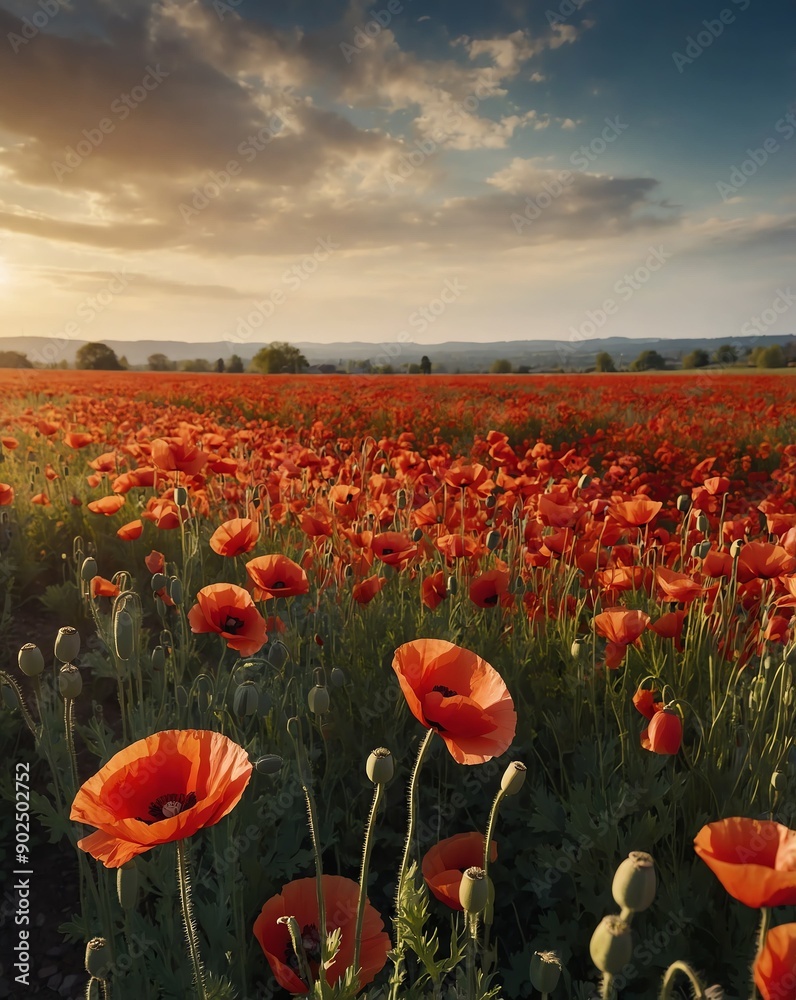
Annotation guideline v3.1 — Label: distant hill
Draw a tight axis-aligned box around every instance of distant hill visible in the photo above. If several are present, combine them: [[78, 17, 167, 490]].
[[0, 334, 793, 371]]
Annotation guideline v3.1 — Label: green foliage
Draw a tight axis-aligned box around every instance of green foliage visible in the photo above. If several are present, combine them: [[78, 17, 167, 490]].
[[681, 349, 709, 369], [712, 344, 738, 366], [629, 349, 666, 371], [751, 344, 787, 368], [0, 350, 32, 368], [490, 359, 513, 374], [148, 353, 177, 371], [76, 342, 122, 370], [251, 342, 309, 374], [594, 351, 616, 373]]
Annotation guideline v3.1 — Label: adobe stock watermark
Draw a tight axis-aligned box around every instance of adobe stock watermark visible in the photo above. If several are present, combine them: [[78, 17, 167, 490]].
[[740, 287, 796, 337], [671, 0, 751, 73], [715, 108, 796, 202], [546, 0, 591, 26], [7, 0, 68, 53], [179, 101, 297, 223], [213, 0, 244, 19], [52, 65, 170, 180], [221, 237, 340, 347], [511, 116, 629, 234], [340, 0, 409, 62]]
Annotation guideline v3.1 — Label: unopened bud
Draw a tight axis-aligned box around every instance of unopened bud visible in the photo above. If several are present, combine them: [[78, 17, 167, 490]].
[[771, 770, 787, 792], [530, 951, 562, 994], [577, 474, 592, 490], [169, 577, 183, 605], [589, 915, 632, 974], [174, 486, 188, 506], [151, 645, 166, 671], [151, 573, 168, 591], [308, 684, 330, 715], [255, 754, 283, 775], [571, 639, 582, 659], [500, 761, 527, 796], [485, 494, 497, 509], [116, 861, 139, 910], [692, 540, 711, 559], [366, 747, 394, 784], [447, 574, 458, 596], [396, 489, 407, 509], [486, 529, 501, 552], [730, 539, 744, 560], [412, 527, 423, 543], [330, 667, 346, 687], [676, 494, 691, 513], [18, 643, 45, 678], [114, 610, 134, 660], [58, 664, 82, 699], [85, 938, 111, 979], [233, 681, 259, 718], [459, 867, 489, 914], [54, 626, 80, 663], [612, 852, 656, 912], [696, 512, 710, 534], [81, 557, 98, 581]]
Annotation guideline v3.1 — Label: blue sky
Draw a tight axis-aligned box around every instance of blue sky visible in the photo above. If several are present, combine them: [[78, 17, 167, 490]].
[[0, 0, 793, 348]]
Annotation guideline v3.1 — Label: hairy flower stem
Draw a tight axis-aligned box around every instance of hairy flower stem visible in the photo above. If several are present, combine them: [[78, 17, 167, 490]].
[[63, 697, 79, 792], [483, 787, 506, 879], [0, 670, 37, 736], [751, 908, 771, 999], [176, 840, 208, 1000], [354, 781, 384, 982], [658, 961, 707, 999], [600, 973, 615, 999], [466, 914, 477, 1000]]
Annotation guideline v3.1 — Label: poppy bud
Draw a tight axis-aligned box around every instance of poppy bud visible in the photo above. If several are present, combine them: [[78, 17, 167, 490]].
[[18, 643, 45, 678], [530, 951, 562, 994], [485, 494, 497, 509], [255, 754, 284, 775], [577, 474, 592, 490], [233, 681, 259, 717], [174, 486, 188, 506], [486, 529, 501, 552], [730, 539, 744, 560], [396, 489, 407, 509], [151, 645, 166, 671], [447, 574, 458, 596], [459, 867, 489, 915], [771, 770, 787, 792], [54, 626, 80, 663], [676, 494, 691, 513], [500, 760, 527, 796], [81, 557, 98, 581], [169, 577, 183, 605], [269, 640, 289, 668], [114, 610, 134, 660], [589, 915, 632, 975], [330, 667, 346, 687], [151, 572, 167, 591], [612, 851, 656, 912], [645, 708, 682, 755], [571, 639, 582, 659], [412, 527, 423, 542], [85, 938, 111, 979], [308, 684, 330, 714], [691, 541, 711, 559], [366, 747, 394, 784], [116, 861, 139, 910], [696, 512, 710, 534], [58, 664, 82, 699]]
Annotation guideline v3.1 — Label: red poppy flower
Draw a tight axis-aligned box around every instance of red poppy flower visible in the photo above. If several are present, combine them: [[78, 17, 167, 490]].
[[737, 542, 796, 584], [253, 875, 390, 994], [754, 924, 796, 1000], [594, 607, 650, 668], [0, 482, 13, 506], [117, 520, 143, 541], [694, 818, 796, 908], [145, 550, 165, 574], [87, 495, 125, 516], [31, 493, 51, 506], [422, 832, 497, 910], [421, 571, 447, 610], [141, 496, 188, 530], [640, 708, 681, 755], [632, 687, 662, 720], [655, 567, 703, 604], [210, 517, 259, 557], [650, 610, 688, 650], [469, 568, 511, 608], [70, 729, 252, 868], [151, 437, 207, 476], [64, 431, 94, 449], [246, 554, 309, 600], [352, 574, 387, 605], [608, 497, 662, 528], [91, 576, 120, 598], [188, 583, 268, 656], [392, 639, 516, 764], [371, 531, 417, 567], [444, 464, 489, 494]]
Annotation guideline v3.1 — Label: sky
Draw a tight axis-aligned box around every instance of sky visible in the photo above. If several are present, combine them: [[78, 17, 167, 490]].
[[0, 0, 794, 351]]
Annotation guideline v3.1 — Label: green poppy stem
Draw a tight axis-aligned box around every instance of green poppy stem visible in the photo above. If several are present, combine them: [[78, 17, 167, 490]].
[[658, 960, 708, 999], [176, 840, 207, 1000], [354, 781, 384, 983], [600, 972, 615, 999]]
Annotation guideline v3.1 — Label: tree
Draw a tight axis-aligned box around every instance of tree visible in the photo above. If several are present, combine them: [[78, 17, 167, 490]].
[[227, 354, 244, 373], [595, 351, 616, 373], [629, 349, 666, 371], [215, 358, 225, 373], [76, 342, 122, 370], [251, 342, 308, 374], [753, 344, 786, 369], [148, 353, 176, 371], [713, 344, 738, 366], [420, 355, 432, 375], [490, 359, 512, 374], [682, 349, 710, 369], [181, 358, 212, 372], [0, 350, 32, 368]]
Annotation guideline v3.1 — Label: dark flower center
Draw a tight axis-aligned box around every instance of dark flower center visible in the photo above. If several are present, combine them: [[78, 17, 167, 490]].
[[271, 580, 286, 589], [432, 684, 457, 698], [224, 615, 244, 633], [382, 547, 394, 555], [144, 791, 197, 823], [483, 593, 498, 606]]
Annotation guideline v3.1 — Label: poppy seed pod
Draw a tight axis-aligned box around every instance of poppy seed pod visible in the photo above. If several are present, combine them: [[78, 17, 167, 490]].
[[169, 576, 183, 605], [18, 643, 45, 678], [486, 529, 501, 552], [571, 639, 582, 659], [330, 667, 346, 687], [366, 747, 394, 784], [577, 474, 592, 490], [589, 915, 632, 975], [233, 681, 259, 718], [80, 556, 98, 581], [114, 610, 134, 660], [255, 754, 283, 776], [696, 512, 710, 534], [85, 937, 111, 979], [54, 626, 80, 663], [308, 684, 330, 715], [412, 527, 423, 543], [676, 494, 691, 513], [459, 867, 489, 914], [116, 861, 139, 910], [530, 951, 562, 994], [500, 760, 527, 796], [730, 539, 744, 560], [485, 494, 497, 509], [447, 574, 458, 596], [58, 664, 82, 699], [691, 540, 711, 559], [612, 851, 656, 912], [151, 645, 166, 671], [174, 486, 188, 506], [151, 572, 168, 591], [771, 770, 787, 792], [396, 489, 407, 509]]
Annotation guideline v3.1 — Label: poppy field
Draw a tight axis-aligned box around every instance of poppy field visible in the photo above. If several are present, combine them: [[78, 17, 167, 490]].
[[1, 368, 796, 1000]]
